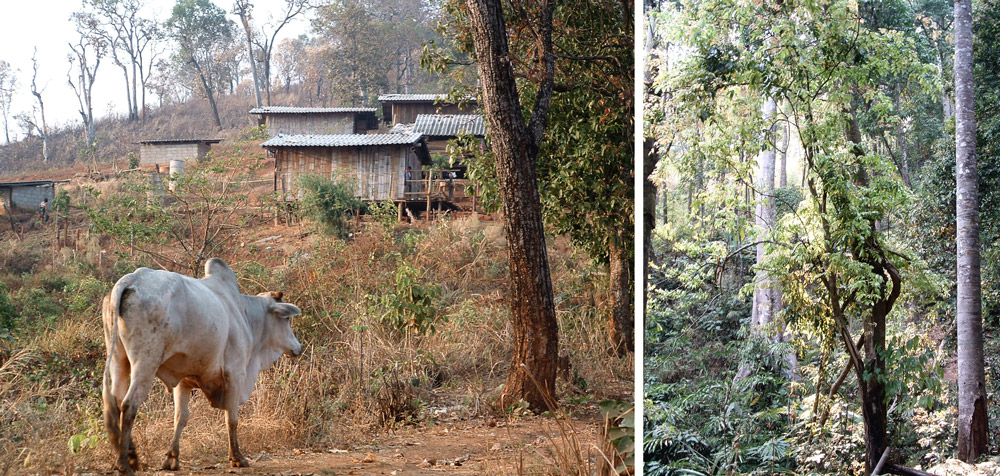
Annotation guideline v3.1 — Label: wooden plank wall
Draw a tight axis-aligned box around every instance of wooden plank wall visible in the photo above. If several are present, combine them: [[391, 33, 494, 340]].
[[277, 145, 426, 201], [268, 114, 355, 136], [390, 103, 476, 124]]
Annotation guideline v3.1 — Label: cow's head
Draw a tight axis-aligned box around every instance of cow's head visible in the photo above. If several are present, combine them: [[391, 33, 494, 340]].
[[258, 292, 303, 357]]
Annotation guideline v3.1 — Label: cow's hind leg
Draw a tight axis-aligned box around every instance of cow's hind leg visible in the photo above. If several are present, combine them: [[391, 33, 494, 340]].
[[103, 353, 131, 473], [162, 383, 192, 470], [117, 361, 157, 476]]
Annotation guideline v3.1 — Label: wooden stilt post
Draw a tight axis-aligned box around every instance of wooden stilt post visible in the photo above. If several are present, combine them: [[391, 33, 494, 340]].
[[426, 171, 433, 222], [398, 201, 404, 223]]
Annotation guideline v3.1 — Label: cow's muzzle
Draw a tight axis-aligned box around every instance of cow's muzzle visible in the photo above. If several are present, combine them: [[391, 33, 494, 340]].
[[287, 345, 303, 357]]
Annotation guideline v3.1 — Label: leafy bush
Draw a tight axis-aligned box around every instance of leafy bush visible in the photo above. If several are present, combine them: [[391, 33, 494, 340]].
[[370, 261, 443, 336], [298, 174, 361, 239]]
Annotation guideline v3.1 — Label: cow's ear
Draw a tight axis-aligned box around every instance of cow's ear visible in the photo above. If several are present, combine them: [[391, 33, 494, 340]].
[[270, 291, 284, 301], [269, 302, 301, 319]]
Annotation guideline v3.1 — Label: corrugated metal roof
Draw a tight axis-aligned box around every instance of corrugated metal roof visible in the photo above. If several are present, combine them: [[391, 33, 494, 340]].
[[0, 180, 67, 187], [413, 114, 485, 137], [249, 106, 376, 114], [378, 94, 450, 102], [261, 133, 424, 148], [138, 138, 222, 144]]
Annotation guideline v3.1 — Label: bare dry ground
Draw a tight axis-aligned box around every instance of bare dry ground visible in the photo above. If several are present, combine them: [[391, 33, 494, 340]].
[[69, 412, 605, 476]]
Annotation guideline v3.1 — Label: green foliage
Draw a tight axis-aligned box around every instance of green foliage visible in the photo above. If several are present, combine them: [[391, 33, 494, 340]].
[[600, 400, 635, 474], [0, 283, 17, 336], [298, 173, 361, 239], [370, 261, 443, 336], [429, 0, 633, 266]]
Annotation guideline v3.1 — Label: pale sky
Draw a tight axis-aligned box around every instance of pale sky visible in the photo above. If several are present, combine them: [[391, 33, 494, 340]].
[[0, 0, 311, 140]]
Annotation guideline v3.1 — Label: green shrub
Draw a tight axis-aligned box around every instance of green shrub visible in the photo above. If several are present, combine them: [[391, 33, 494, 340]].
[[0, 284, 17, 334], [298, 174, 362, 239], [370, 261, 443, 336]]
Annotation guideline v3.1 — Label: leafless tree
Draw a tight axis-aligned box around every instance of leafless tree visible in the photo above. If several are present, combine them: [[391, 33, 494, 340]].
[[28, 48, 50, 163], [88, 0, 162, 124], [68, 12, 106, 146], [0, 61, 17, 144], [248, 0, 309, 105]]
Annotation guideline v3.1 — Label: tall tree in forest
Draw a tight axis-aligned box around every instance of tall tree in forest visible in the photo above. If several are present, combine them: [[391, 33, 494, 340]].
[[954, 0, 989, 461], [436, 0, 634, 354], [166, 0, 237, 129], [68, 12, 106, 146], [0, 61, 16, 145], [464, 0, 559, 410], [666, 0, 928, 470]]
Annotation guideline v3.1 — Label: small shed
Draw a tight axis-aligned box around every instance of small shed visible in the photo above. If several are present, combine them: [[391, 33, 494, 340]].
[[138, 139, 222, 166], [0, 180, 64, 212], [378, 94, 478, 125], [262, 133, 431, 201], [413, 114, 485, 155], [250, 106, 379, 136]]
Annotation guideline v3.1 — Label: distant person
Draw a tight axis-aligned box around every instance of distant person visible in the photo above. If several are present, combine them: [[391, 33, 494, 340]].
[[405, 167, 413, 194], [39, 198, 49, 222]]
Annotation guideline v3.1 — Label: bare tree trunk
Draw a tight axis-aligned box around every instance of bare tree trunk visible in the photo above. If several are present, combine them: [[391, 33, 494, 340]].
[[235, 1, 263, 108], [955, 0, 989, 461], [466, 0, 559, 411], [30, 49, 49, 163], [739, 97, 795, 379]]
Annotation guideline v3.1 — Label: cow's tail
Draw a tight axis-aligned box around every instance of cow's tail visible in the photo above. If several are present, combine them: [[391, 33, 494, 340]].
[[103, 272, 138, 451], [103, 273, 140, 396]]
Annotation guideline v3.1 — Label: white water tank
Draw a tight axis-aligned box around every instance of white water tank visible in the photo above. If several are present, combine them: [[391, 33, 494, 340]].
[[168, 159, 185, 191]]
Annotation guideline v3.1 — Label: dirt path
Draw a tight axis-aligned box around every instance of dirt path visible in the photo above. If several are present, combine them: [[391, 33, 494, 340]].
[[78, 414, 604, 476]]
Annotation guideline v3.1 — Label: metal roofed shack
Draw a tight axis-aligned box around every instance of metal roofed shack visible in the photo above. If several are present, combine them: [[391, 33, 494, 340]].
[[0, 180, 66, 213], [377, 94, 478, 125], [262, 133, 432, 202], [138, 139, 222, 166], [250, 106, 379, 137]]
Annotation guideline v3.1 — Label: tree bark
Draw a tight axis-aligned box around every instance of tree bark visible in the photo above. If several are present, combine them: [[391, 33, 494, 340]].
[[608, 239, 633, 355], [955, 0, 990, 461], [466, 0, 559, 411], [743, 97, 796, 379]]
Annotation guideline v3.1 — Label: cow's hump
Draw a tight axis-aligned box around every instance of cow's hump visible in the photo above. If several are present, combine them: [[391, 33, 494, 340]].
[[202, 258, 239, 294]]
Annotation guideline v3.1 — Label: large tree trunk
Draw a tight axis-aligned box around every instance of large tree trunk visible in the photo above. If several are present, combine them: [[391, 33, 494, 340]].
[[955, 0, 990, 461], [743, 97, 796, 379], [466, 0, 559, 411], [608, 239, 633, 354]]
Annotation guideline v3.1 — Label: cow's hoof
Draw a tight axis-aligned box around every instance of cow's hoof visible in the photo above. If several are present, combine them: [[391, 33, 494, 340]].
[[231, 457, 250, 468], [162, 456, 179, 471]]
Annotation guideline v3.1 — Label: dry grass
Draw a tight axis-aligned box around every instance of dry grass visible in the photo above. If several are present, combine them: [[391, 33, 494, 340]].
[[0, 207, 630, 474]]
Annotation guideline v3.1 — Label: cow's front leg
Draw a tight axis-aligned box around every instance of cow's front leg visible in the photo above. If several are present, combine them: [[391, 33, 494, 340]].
[[163, 383, 192, 470], [225, 405, 249, 467], [222, 381, 250, 468]]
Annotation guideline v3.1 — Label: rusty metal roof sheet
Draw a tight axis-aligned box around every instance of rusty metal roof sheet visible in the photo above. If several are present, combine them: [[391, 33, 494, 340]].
[[261, 133, 425, 148], [413, 114, 485, 137], [249, 106, 376, 114]]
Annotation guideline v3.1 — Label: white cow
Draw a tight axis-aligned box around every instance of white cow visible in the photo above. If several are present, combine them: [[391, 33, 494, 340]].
[[101, 258, 302, 475]]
